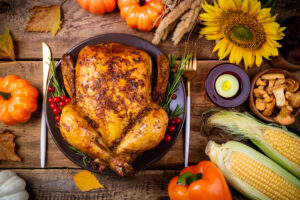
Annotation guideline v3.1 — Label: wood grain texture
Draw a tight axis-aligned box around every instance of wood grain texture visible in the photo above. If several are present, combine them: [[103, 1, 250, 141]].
[[0, 0, 217, 59], [0, 0, 298, 60], [9, 169, 248, 200], [0, 60, 287, 170]]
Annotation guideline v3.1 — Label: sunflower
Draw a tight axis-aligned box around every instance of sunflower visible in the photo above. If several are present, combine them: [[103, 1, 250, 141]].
[[199, 0, 285, 69]]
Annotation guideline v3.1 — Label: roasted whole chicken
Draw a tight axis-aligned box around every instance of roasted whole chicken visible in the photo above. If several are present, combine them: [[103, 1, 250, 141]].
[[59, 43, 169, 176]]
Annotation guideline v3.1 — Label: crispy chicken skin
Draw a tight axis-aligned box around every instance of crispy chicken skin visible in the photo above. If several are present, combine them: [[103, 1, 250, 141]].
[[60, 43, 169, 176]]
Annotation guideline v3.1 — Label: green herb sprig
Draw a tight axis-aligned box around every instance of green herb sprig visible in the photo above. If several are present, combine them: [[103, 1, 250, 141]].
[[69, 146, 92, 166], [48, 57, 65, 97], [160, 54, 192, 116]]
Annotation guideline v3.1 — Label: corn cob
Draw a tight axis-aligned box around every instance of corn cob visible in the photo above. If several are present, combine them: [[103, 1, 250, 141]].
[[206, 140, 300, 200], [207, 110, 300, 178]]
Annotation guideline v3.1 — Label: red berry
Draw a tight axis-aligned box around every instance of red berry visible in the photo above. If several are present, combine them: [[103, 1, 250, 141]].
[[55, 115, 61, 122], [54, 97, 60, 103], [60, 95, 67, 101], [56, 122, 60, 127], [172, 94, 177, 99], [59, 101, 65, 108], [48, 97, 54, 103], [175, 117, 182, 124], [171, 66, 177, 72], [169, 118, 176, 125], [53, 107, 61, 115], [50, 103, 57, 109], [65, 98, 71, 104], [168, 125, 176, 132], [48, 86, 55, 92], [164, 134, 172, 142]]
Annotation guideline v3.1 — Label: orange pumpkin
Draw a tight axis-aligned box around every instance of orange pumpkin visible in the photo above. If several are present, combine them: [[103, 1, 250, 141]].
[[76, 0, 117, 15], [118, 0, 165, 31], [0, 75, 38, 125]]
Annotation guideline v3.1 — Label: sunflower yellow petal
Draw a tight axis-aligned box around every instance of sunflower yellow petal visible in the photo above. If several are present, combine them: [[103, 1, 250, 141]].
[[232, 46, 243, 64], [217, 39, 228, 59], [257, 8, 271, 20], [241, 0, 250, 12], [243, 50, 254, 68], [249, 1, 261, 15], [220, 42, 233, 59], [205, 34, 223, 40], [234, 0, 243, 9], [214, 38, 227, 53], [255, 51, 263, 67]]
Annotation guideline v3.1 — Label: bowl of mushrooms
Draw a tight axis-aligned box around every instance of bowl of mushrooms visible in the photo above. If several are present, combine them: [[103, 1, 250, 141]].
[[249, 68, 300, 125]]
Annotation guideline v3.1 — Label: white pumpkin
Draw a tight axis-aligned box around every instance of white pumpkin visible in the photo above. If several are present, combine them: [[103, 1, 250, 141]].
[[0, 170, 29, 200]]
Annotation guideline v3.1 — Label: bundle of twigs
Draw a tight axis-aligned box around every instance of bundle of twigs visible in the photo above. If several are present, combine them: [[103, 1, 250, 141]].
[[152, 0, 207, 45]]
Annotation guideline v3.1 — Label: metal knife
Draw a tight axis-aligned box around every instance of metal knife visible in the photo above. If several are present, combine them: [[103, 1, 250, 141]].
[[41, 42, 51, 168]]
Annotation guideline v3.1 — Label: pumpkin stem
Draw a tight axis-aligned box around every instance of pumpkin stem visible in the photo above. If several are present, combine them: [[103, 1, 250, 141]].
[[176, 172, 202, 186], [0, 91, 10, 100], [138, 0, 146, 6]]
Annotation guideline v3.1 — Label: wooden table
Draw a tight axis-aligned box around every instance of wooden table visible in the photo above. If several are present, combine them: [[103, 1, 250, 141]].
[[0, 0, 299, 199]]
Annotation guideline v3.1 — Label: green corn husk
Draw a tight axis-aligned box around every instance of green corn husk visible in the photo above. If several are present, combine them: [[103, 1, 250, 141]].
[[206, 140, 300, 200], [206, 110, 300, 178]]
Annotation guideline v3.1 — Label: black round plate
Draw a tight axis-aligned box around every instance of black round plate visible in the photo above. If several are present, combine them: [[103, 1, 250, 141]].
[[45, 33, 186, 174]]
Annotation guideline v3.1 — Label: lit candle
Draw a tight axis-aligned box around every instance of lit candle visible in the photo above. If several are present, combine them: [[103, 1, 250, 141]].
[[215, 74, 239, 98]]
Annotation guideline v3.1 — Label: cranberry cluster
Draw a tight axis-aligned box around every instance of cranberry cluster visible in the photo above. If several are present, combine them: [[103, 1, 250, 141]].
[[47, 86, 70, 126]]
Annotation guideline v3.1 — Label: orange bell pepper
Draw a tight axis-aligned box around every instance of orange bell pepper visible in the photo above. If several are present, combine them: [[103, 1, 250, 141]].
[[168, 160, 232, 200]]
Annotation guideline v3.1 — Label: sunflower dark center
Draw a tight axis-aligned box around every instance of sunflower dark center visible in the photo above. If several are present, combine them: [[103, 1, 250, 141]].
[[232, 25, 253, 41], [223, 11, 266, 49]]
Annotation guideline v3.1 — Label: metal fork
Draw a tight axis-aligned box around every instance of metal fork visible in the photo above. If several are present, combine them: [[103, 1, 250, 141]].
[[183, 42, 197, 167]]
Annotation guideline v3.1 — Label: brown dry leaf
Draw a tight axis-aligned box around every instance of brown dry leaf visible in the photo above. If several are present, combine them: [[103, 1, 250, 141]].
[[73, 170, 104, 192], [0, 28, 15, 60], [0, 130, 21, 162], [26, 5, 61, 36]]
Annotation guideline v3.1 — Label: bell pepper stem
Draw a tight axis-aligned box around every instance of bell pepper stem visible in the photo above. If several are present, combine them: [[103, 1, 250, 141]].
[[177, 172, 202, 185], [0, 91, 10, 100], [138, 0, 145, 6]]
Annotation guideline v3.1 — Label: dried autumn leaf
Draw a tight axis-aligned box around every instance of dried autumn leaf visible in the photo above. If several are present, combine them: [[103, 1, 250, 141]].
[[73, 170, 104, 191], [0, 130, 21, 162], [26, 5, 61, 36], [0, 28, 15, 60]]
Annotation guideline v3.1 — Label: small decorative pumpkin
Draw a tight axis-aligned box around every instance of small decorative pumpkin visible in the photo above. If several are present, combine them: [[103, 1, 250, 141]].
[[0, 170, 29, 200], [0, 75, 38, 125], [118, 0, 165, 31], [76, 0, 117, 15]]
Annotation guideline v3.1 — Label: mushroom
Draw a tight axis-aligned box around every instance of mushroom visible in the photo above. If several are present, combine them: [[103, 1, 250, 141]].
[[258, 85, 264, 90], [256, 78, 267, 87], [274, 106, 295, 125], [256, 98, 266, 111], [274, 78, 285, 86], [272, 87, 286, 107], [266, 79, 276, 94], [254, 88, 266, 98], [285, 78, 299, 92], [262, 99, 275, 117], [290, 91, 300, 108], [285, 91, 292, 100], [263, 93, 273, 103], [261, 73, 285, 80]]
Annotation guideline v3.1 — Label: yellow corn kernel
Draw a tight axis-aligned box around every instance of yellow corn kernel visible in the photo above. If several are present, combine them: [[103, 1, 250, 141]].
[[228, 152, 300, 200], [263, 129, 300, 167]]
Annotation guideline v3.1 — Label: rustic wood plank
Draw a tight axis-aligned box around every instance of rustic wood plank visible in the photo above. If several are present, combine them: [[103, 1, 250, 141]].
[[1, 0, 298, 60], [1, 60, 287, 170], [8, 169, 248, 200], [0, 0, 217, 60], [0, 61, 78, 169]]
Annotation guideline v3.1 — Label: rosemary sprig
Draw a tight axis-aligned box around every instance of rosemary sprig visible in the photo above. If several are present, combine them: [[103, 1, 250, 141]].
[[48, 57, 65, 97], [160, 54, 192, 114], [170, 104, 185, 118], [69, 146, 92, 166]]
